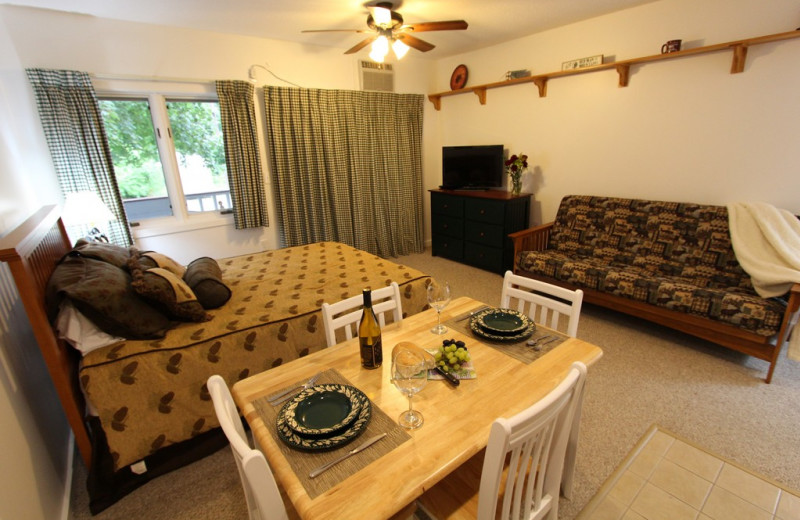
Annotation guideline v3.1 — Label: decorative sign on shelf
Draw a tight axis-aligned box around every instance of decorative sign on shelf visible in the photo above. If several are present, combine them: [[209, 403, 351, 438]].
[[561, 55, 604, 71]]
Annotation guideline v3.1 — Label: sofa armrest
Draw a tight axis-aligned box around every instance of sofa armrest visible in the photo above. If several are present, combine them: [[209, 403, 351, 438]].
[[509, 222, 554, 272]]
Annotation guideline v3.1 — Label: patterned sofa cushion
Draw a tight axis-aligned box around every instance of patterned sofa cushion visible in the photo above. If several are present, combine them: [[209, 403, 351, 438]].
[[517, 196, 786, 336]]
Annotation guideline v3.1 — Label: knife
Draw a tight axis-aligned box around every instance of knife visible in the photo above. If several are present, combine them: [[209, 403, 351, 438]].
[[309, 433, 387, 478], [435, 366, 460, 386]]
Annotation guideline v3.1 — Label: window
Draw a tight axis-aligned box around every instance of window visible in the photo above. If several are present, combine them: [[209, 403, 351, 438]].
[[99, 91, 230, 224]]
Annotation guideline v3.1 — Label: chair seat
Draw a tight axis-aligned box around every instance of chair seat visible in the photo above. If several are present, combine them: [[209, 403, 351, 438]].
[[419, 451, 483, 519], [419, 451, 542, 520]]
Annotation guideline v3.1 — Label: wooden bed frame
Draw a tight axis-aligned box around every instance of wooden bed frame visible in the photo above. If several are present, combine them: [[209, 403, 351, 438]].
[[0, 205, 93, 466], [511, 222, 800, 384]]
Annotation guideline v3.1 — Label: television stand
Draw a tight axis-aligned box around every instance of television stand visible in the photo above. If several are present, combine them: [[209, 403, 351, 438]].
[[429, 189, 531, 274]]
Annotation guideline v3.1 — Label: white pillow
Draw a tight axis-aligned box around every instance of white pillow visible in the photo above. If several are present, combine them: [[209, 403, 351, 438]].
[[56, 300, 125, 355]]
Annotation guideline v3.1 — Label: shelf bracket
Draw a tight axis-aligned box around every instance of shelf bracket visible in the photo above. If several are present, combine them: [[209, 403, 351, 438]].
[[533, 77, 548, 97], [473, 87, 487, 105], [730, 44, 749, 74], [428, 95, 441, 111], [616, 64, 631, 87]]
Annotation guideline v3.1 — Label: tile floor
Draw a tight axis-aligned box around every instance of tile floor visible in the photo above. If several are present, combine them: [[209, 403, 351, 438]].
[[578, 426, 800, 520]]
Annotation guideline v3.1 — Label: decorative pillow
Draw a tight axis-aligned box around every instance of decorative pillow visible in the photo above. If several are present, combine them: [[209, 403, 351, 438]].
[[131, 267, 210, 322], [46, 254, 172, 339], [72, 239, 133, 269], [183, 257, 232, 309], [137, 251, 186, 277]]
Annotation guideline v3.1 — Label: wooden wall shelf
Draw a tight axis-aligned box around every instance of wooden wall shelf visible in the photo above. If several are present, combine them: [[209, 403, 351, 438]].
[[428, 29, 800, 110]]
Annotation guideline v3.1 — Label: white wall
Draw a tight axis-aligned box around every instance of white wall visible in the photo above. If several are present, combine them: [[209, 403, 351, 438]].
[[432, 0, 800, 225], [0, 7, 71, 520]]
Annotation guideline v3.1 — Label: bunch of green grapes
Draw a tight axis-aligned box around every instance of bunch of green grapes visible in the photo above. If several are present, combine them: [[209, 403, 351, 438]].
[[434, 339, 470, 372]]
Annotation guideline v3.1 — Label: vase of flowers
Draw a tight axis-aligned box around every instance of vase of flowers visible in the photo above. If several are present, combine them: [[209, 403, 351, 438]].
[[505, 153, 528, 196]]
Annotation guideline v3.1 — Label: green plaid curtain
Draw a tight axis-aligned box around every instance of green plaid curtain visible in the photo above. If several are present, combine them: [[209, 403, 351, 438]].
[[26, 68, 131, 246], [215, 80, 268, 229], [264, 87, 424, 257]]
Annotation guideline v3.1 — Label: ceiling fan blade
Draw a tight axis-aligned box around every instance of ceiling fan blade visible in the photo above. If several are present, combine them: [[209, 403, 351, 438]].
[[344, 36, 378, 54], [302, 29, 369, 33], [396, 33, 435, 52], [404, 20, 468, 32]]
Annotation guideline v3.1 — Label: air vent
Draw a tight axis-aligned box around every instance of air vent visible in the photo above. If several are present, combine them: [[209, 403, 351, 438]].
[[359, 60, 394, 92]]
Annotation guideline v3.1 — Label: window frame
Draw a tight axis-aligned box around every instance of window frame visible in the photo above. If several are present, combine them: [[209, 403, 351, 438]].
[[93, 77, 232, 239]]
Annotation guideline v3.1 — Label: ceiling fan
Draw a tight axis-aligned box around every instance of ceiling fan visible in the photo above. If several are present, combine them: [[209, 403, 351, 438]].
[[301, 2, 468, 62]]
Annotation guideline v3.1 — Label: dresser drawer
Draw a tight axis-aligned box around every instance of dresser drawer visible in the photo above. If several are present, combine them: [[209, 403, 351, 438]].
[[465, 222, 504, 248], [432, 214, 464, 238], [464, 244, 503, 272], [432, 234, 464, 261], [465, 198, 504, 224], [431, 193, 464, 217]]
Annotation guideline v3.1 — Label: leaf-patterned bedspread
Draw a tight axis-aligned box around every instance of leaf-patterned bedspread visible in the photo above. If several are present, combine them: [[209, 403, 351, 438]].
[[79, 242, 431, 471]]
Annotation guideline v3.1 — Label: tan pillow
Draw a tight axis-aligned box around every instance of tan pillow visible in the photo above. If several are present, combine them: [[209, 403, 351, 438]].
[[140, 251, 186, 277], [131, 267, 209, 322]]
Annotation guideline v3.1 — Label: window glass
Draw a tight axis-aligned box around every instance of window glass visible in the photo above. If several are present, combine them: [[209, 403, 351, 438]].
[[99, 99, 173, 219], [167, 101, 230, 213]]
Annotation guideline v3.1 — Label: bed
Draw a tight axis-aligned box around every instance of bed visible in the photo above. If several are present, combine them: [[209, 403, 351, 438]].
[[0, 205, 431, 510]]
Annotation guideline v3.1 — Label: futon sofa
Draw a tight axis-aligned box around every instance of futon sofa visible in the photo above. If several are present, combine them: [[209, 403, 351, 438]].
[[510, 195, 800, 383]]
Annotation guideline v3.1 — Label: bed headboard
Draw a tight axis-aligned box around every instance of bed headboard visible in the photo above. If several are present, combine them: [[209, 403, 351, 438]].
[[0, 205, 92, 466]]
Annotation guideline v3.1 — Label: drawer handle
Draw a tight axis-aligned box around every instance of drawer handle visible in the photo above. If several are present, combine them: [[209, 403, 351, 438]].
[[480, 209, 485, 215], [443, 224, 448, 229], [479, 232, 485, 237]]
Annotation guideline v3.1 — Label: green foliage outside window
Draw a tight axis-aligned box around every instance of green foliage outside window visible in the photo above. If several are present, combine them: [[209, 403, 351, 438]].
[[100, 99, 227, 200]]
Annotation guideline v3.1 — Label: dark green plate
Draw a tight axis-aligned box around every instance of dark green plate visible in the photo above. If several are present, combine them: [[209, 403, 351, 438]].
[[285, 385, 361, 437], [474, 308, 531, 336], [479, 309, 527, 334], [470, 308, 536, 342], [276, 385, 371, 450]]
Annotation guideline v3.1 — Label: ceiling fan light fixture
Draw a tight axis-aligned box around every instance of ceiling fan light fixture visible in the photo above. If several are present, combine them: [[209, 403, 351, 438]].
[[370, 35, 390, 62], [392, 38, 409, 59], [372, 6, 392, 28]]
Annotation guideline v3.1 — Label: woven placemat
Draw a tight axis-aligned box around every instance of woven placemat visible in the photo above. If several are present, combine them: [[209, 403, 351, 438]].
[[445, 309, 567, 364], [252, 368, 410, 499]]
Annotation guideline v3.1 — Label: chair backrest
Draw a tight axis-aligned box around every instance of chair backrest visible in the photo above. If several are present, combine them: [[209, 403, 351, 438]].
[[320, 282, 403, 347], [207, 375, 289, 520], [477, 362, 588, 520], [500, 270, 584, 337]]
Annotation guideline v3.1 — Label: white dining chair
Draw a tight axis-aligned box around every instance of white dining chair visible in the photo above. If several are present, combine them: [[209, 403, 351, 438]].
[[320, 281, 403, 347], [417, 361, 588, 520], [500, 270, 584, 338], [207, 375, 293, 520]]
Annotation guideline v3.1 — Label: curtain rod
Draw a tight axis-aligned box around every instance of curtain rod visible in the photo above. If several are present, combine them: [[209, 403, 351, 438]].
[[90, 72, 218, 84]]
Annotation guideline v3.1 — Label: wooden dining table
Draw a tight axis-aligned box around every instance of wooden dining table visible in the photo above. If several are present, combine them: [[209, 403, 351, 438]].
[[232, 296, 603, 520]]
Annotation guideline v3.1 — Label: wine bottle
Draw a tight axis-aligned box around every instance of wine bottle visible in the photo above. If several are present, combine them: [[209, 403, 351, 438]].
[[358, 288, 383, 369]]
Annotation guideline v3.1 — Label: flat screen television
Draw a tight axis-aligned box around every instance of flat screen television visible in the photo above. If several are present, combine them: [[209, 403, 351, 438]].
[[441, 145, 504, 190]]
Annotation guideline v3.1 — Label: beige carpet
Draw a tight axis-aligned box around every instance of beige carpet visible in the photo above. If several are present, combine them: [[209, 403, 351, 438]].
[[68, 249, 800, 519]]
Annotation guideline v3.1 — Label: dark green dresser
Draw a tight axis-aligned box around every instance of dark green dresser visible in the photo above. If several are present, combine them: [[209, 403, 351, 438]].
[[430, 190, 531, 274]]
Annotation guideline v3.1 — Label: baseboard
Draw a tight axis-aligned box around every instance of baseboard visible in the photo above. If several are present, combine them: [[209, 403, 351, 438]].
[[60, 432, 75, 520]]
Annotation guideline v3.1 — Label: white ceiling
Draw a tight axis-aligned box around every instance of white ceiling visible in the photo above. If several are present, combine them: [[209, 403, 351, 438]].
[[4, 0, 659, 58]]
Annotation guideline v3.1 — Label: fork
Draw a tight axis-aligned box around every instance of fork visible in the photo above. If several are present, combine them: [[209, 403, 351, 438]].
[[526, 335, 551, 348], [268, 373, 321, 406]]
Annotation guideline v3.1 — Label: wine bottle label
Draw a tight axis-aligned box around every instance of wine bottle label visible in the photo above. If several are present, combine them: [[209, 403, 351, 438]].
[[360, 337, 383, 369]]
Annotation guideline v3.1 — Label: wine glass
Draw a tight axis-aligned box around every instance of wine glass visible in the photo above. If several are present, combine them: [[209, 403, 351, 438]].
[[427, 280, 451, 335], [391, 348, 428, 429]]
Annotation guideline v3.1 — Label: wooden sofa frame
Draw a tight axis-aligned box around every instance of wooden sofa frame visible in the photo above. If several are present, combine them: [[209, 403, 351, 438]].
[[510, 222, 800, 384]]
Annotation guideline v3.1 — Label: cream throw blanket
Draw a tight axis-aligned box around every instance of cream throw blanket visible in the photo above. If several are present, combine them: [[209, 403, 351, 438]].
[[727, 202, 800, 361]]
